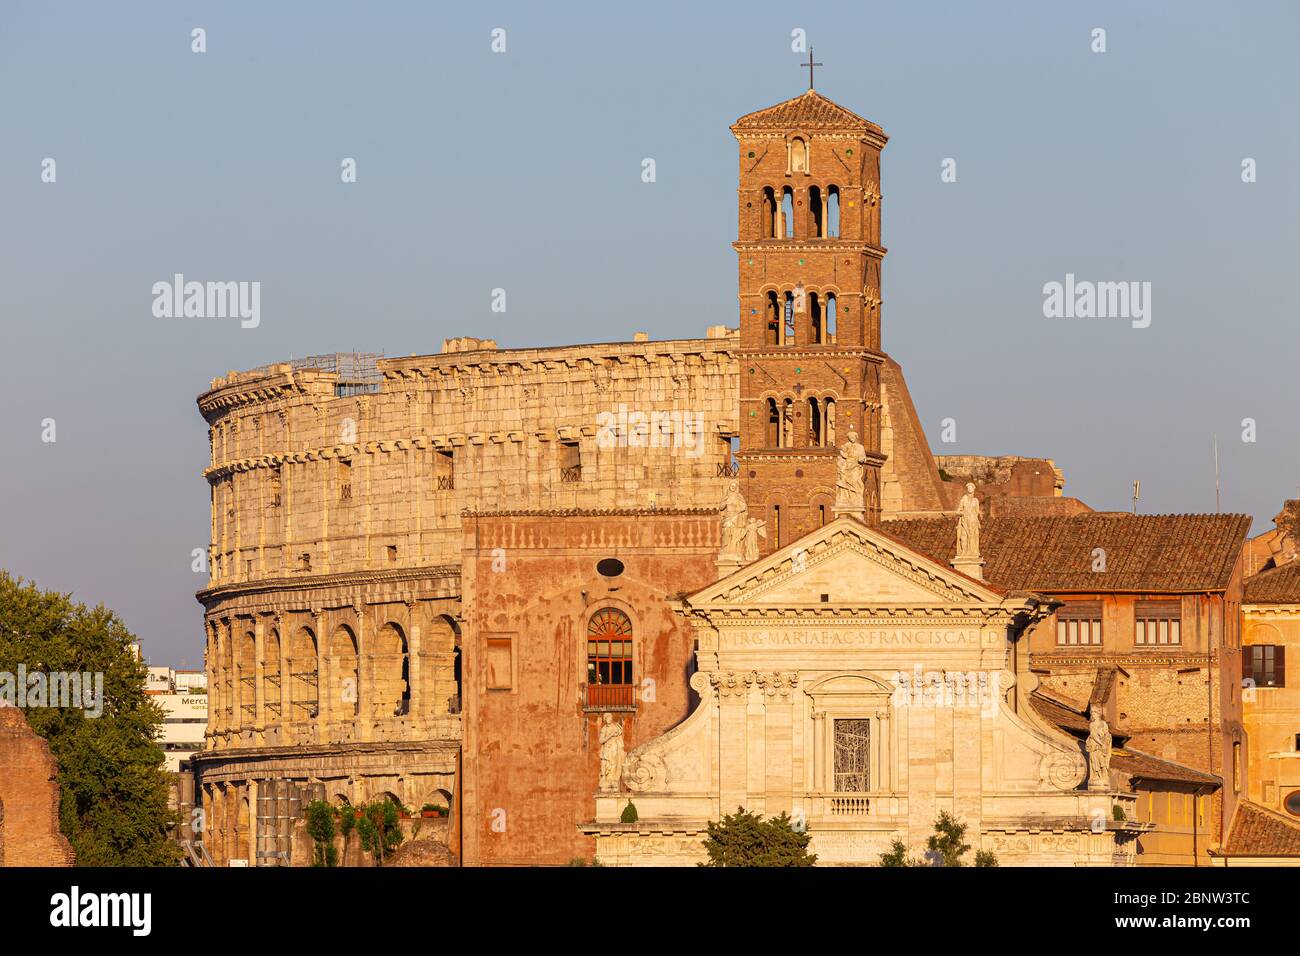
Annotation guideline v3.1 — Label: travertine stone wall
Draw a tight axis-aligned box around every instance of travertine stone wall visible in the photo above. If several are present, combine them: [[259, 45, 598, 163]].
[[197, 333, 741, 588]]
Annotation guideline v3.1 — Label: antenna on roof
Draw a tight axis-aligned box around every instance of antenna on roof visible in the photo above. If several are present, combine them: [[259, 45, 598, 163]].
[[1131, 480, 1140, 515], [1213, 434, 1221, 513]]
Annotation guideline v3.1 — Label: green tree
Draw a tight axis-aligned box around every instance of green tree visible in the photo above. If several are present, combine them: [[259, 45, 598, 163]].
[[305, 801, 338, 867], [0, 573, 180, 866], [700, 807, 817, 867], [878, 812, 998, 867], [356, 800, 403, 866]]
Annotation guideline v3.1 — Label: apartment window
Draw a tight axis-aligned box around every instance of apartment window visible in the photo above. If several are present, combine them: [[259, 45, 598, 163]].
[[1056, 602, 1102, 646], [1244, 645, 1285, 688], [833, 719, 871, 792], [1135, 601, 1181, 646]]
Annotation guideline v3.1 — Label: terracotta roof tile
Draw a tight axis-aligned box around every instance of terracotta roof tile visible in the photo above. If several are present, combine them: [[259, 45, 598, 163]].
[[1109, 749, 1220, 787], [1243, 561, 1300, 603], [1222, 801, 1300, 857], [732, 90, 884, 134], [883, 513, 1250, 593]]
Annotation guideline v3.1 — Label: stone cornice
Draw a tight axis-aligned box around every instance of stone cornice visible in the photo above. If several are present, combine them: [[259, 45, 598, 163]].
[[380, 337, 737, 379], [683, 607, 1011, 625], [190, 737, 461, 766], [733, 240, 886, 257], [197, 564, 460, 607], [464, 507, 716, 518]]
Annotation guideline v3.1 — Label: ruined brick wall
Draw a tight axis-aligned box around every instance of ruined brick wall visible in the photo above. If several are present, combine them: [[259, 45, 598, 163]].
[[459, 510, 719, 866], [0, 708, 74, 866]]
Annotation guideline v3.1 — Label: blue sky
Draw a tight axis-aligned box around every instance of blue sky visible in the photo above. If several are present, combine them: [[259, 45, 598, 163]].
[[1, 1, 1297, 665]]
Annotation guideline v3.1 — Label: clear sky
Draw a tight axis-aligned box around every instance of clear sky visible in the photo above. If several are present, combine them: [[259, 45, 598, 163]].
[[2, 1, 1297, 667]]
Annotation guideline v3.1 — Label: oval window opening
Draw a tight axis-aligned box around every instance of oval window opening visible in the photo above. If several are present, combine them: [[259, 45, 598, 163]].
[[597, 558, 625, 577], [1286, 791, 1300, 817]]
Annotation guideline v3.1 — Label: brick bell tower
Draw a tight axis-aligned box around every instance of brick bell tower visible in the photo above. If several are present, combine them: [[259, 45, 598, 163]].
[[732, 79, 888, 554]]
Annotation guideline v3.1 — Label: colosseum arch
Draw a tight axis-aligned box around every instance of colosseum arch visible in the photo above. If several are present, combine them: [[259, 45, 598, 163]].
[[236, 630, 256, 730], [426, 614, 461, 715], [371, 622, 410, 720], [264, 627, 282, 727], [289, 626, 319, 722], [330, 625, 360, 719]]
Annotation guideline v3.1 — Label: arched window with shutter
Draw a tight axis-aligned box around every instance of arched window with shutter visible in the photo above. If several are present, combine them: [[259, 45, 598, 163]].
[[586, 609, 634, 710]]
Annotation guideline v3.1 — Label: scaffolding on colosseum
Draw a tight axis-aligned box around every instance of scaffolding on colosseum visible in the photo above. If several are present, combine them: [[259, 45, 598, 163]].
[[248, 352, 385, 397]]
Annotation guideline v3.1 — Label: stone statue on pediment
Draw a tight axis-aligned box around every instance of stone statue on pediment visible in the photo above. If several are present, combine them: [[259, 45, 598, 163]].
[[741, 518, 767, 563], [1086, 703, 1112, 790], [834, 431, 867, 512], [956, 483, 981, 559], [598, 713, 625, 791], [719, 480, 748, 562]]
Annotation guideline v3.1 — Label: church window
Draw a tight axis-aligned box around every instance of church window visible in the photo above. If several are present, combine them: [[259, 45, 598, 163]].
[[766, 398, 780, 447], [1244, 645, 1285, 688], [808, 397, 821, 446], [825, 294, 837, 343], [810, 292, 823, 344], [809, 185, 824, 237], [596, 558, 625, 577], [772, 505, 781, 549], [766, 291, 781, 345], [824, 399, 836, 446], [783, 292, 796, 343], [781, 398, 794, 448], [833, 718, 871, 792], [1055, 602, 1102, 646], [781, 187, 795, 238], [586, 609, 633, 709], [789, 137, 808, 174], [761, 187, 777, 239], [827, 186, 841, 237], [1135, 601, 1181, 646]]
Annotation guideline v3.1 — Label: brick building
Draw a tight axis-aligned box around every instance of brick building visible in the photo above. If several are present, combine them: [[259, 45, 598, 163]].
[[885, 512, 1251, 860], [0, 707, 74, 866]]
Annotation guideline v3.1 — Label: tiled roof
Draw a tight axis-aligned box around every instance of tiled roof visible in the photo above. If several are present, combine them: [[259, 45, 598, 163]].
[[883, 514, 1250, 593], [732, 90, 883, 134], [1109, 749, 1220, 787], [1243, 561, 1300, 603], [1029, 692, 1092, 734], [1221, 801, 1300, 857]]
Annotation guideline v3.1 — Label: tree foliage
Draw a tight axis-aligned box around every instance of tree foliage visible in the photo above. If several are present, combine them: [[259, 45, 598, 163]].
[[879, 812, 997, 867], [0, 573, 179, 866], [700, 807, 817, 867], [356, 800, 403, 866], [305, 800, 338, 867]]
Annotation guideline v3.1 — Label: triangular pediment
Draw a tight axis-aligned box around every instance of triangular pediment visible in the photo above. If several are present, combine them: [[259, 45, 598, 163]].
[[690, 517, 1004, 608]]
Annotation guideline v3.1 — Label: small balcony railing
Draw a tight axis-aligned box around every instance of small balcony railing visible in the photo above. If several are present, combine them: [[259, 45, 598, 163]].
[[583, 683, 636, 712], [561, 465, 582, 484]]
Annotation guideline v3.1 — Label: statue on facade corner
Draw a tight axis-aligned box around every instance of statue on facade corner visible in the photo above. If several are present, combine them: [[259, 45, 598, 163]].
[[741, 517, 767, 562], [719, 479, 748, 561], [834, 431, 868, 510], [956, 482, 981, 558], [1085, 703, 1112, 788], [598, 712, 625, 791]]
